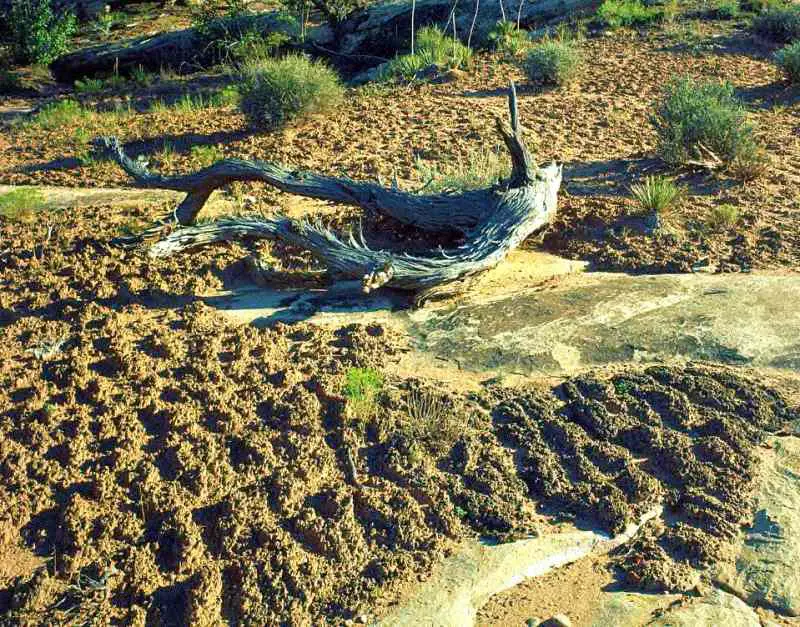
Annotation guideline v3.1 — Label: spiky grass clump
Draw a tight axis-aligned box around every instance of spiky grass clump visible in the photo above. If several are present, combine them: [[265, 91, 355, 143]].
[[775, 41, 800, 84], [487, 20, 530, 56], [384, 26, 472, 81], [652, 77, 758, 169], [752, 5, 800, 43], [629, 175, 684, 216], [239, 54, 344, 129], [525, 39, 583, 86], [30, 99, 91, 130]]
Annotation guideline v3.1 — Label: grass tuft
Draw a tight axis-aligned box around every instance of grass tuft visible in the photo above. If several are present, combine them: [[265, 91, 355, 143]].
[[487, 20, 530, 56], [629, 175, 684, 216], [707, 203, 740, 230], [0, 188, 48, 222], [383, 26, 472, 81], [343, 367, 384, 421], [414, 146, 511, 193]]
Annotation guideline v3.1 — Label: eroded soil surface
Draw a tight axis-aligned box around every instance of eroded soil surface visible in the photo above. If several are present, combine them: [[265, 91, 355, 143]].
[[1, 196, 797, 623]]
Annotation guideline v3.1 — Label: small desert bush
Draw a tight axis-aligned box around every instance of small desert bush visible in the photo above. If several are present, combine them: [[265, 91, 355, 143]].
[[402, 386, 465, 454], [597, 0, 662, 27], [775, 42, 800, 84], [652, 77, 758, 169], [487, 20, 530, 56], [8, 0, 76, 64], [630, 175, 684, 215], [239, 54, 344, 129], [384, 26, 472, 80], [752, 5, 800, 43], [0, 188, 47, 222], [710, 0, 740, 19], [525, 39, 582, 86], [414, 146, 511, 192], [74, 78, 105, 94], [343, 367, 383, 420], [707, 203, 740, 230]]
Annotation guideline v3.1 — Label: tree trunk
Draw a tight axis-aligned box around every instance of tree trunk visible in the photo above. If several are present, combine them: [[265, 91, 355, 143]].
[[99, 84, 562, 295]]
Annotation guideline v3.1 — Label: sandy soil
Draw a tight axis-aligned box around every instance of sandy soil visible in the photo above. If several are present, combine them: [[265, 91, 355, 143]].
[[0, 196, 795, 622]]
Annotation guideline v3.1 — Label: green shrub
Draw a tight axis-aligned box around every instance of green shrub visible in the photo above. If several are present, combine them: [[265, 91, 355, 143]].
[[384, 26, 472, 81], [525, 39, 582, 86], [597, 0, 662, 27], [8, 0, 76, 64], [652, 77, 758, 168], [629, 175, 684, 215], [752, 5, 800, 43], [414, 146, 511, 192], [487, 20, 530, 56], [707, 204, 740, 230], [239, 54, 344, 129], [775, 41, 800, 83]]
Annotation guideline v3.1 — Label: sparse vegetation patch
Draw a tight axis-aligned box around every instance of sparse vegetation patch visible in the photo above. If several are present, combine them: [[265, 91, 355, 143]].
[[414, 146, 511, 192], [0, 188, 47, 222], [751, 4, 800, 43], [597, 0, 663, 28], [7, 0, 76, 64]]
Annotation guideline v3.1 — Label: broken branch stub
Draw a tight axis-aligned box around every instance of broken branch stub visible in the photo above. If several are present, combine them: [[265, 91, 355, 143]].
[[100, 83, 562, 295]]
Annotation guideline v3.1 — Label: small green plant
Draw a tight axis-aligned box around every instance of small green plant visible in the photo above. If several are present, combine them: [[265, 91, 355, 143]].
[[775, 41, 800, 84], [30, 99, 90, 130], [652, 77, 758, 169], [343, 367, 383, 420], [596, 0, 663, 28], [155, 141, 177, 171], [8, 0, 76, 64], [707, 203, 740, 230], [93, 8, 124, 37], [525, 39, 582, 86], [74, 78, 105, 94], [131, 66, 155, 87], [383, 26, 473, 81], [239, 54, 344, 129], [212, 85, 240, 107], [752, 5, 800, 43], [414, 146, 511, 192], [0, 188, 47, 222], [190, 144, 224, 167], [629, 175, 684, 215], [487, 20, 530, 56]]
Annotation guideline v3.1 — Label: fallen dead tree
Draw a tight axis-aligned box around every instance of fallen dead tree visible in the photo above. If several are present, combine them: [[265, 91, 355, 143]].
[[51, 0, 598, 82], [100, 84, 562, 296]]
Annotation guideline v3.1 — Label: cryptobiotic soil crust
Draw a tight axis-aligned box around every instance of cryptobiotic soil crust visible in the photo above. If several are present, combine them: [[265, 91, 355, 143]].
[[1, 201, 798, 623]]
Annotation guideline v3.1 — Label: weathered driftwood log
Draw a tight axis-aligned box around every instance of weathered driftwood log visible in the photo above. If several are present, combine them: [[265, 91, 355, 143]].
[[50, 0, 598, 82], [101, 84, 562, 294]]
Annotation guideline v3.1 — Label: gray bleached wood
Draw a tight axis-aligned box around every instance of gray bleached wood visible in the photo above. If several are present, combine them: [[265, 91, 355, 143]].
[[100, 83, 562, 295]]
